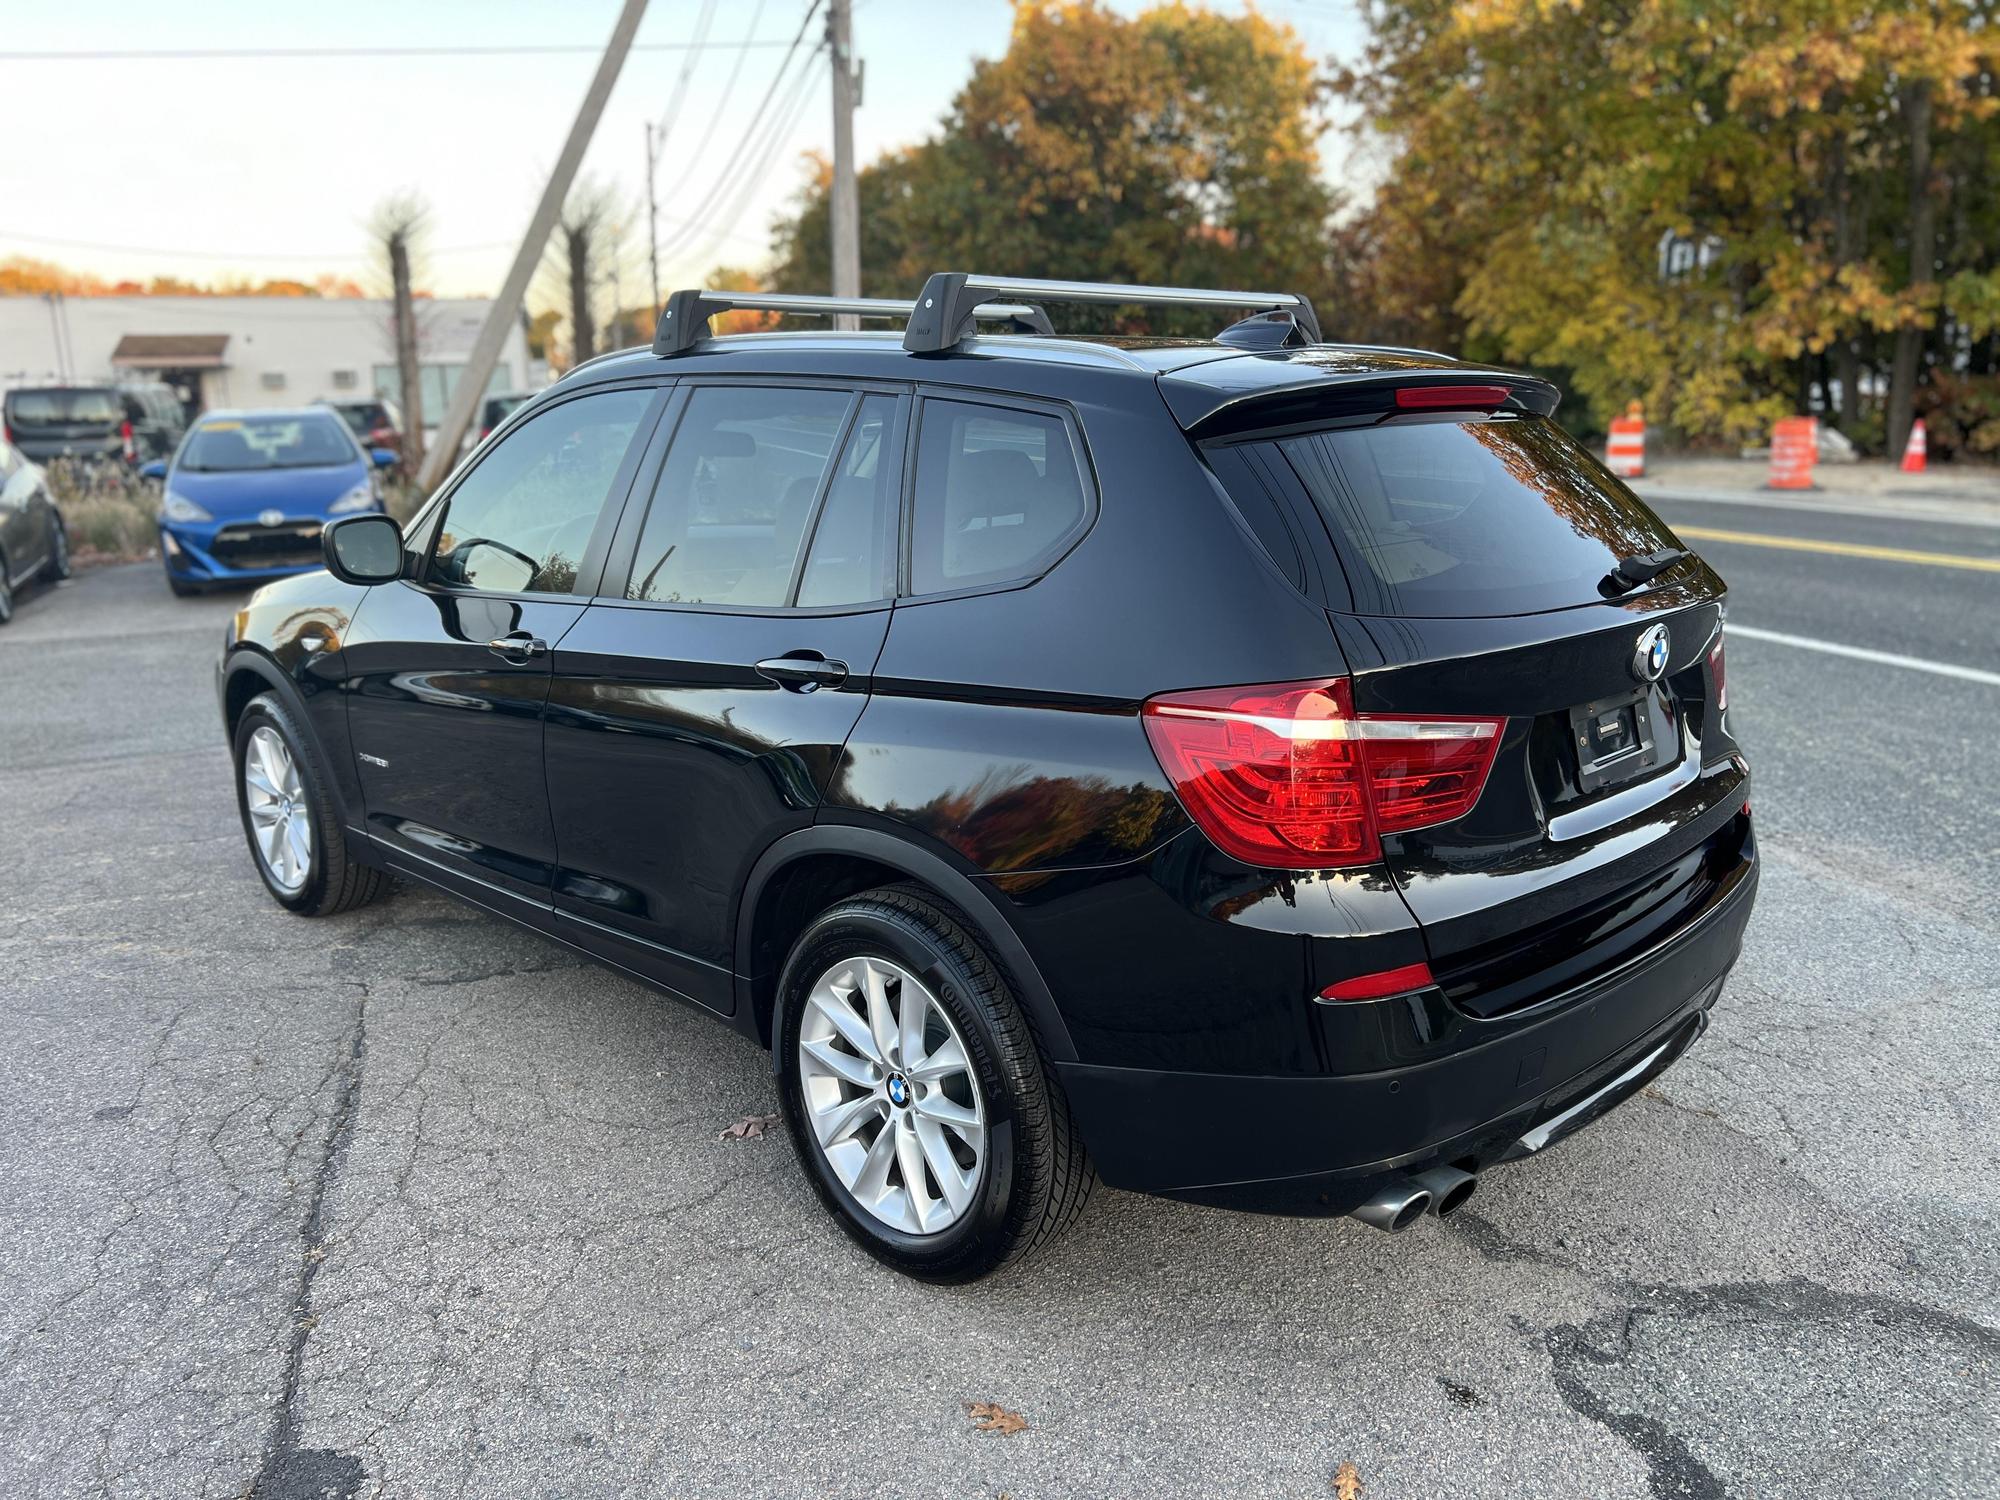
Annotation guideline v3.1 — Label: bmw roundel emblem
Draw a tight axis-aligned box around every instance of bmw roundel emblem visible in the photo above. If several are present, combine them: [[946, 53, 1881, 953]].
[[1631, 624, 1671, 684], [886, 1074, 910, 1108]]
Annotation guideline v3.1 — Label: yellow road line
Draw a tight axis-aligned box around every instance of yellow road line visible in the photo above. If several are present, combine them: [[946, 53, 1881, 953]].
[[1677, 525, 2000, 574]]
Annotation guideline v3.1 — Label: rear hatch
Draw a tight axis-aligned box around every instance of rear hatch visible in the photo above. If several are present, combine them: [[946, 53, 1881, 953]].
[[1191, 377, 1749, 1016], [4, 387, 128, 461]]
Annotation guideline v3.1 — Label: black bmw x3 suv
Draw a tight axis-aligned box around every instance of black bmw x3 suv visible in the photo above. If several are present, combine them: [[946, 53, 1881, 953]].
[[217, 273, 1755, 1281]]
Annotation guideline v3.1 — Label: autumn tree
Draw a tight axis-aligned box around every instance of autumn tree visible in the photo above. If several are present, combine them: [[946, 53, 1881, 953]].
[[1338, 0, 2000, 452], [767, 1, 1340, 334], [369, 192, 431, 470], [538, 178, 638, 367]]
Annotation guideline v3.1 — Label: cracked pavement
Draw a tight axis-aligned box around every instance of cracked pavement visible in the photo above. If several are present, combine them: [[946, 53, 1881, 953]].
[[1, 538, 1994, 1498]]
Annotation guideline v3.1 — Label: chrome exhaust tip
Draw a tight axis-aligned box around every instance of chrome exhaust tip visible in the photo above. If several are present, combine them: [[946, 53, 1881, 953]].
[[1411, 1165, 1477, 1218], [1349, 1179, 1433, 1233]]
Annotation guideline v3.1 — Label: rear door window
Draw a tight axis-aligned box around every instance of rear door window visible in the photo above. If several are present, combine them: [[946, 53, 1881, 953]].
[[626, 385, 854, 608], [797, 394, 898, 607], [908, 399, 1091, 595], [1209, 415, 1681, 617]]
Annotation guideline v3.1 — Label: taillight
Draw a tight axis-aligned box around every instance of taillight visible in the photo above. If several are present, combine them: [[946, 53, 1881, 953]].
[[121, 419, 136, 462], [1140, 679, 1504, 869], [1709, 631, 1727, 711]]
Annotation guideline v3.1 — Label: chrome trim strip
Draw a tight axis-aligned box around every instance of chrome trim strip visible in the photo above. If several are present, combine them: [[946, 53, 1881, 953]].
[[1516, 1038, 1673, 1153], [1547, 747, 1701, 842]]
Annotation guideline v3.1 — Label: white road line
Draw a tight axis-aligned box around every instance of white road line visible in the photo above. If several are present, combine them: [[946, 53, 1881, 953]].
[[1729, 624, 2000, 687]]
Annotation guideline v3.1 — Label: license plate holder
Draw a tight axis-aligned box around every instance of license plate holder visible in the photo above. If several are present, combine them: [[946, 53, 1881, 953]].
[[1569, 688, 1659, 793]]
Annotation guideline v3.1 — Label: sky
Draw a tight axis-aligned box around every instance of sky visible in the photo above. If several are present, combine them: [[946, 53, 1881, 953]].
[[0, 0, 1370, 305]]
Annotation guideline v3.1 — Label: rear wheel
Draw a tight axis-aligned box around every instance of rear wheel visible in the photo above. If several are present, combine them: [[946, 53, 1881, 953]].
[[232, 692, 386, 916], [42, 516, 71, 581], [776, 885, 1093, 1281]]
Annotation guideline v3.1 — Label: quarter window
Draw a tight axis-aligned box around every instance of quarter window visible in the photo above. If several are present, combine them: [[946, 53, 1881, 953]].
[[429, 388, 650, 595], [627, 385, 852, 607], [909, 399, 1088, 595]]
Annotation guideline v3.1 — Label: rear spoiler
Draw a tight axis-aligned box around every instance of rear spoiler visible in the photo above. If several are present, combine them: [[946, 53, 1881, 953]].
[[1160, 362, 1562, 439]]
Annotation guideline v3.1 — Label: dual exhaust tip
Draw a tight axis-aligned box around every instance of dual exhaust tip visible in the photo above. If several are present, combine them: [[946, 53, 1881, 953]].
[[1349, 1165, 1477, 1233]]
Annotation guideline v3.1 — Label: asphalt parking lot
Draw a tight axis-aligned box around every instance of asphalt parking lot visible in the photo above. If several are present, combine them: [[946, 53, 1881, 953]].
[[1, 491, 1995, 1499]]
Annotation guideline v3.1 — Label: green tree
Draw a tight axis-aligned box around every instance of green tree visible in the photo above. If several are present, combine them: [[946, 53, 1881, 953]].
[[1337, 0, 2000, 453], [768, 1, 1340, 334]]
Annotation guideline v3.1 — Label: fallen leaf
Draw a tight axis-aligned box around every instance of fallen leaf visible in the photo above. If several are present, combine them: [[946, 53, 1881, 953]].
[[718, 1112, 781, 1141], [966, 1401, 1029, 1436], [1332, 1461, 1363, 1499]]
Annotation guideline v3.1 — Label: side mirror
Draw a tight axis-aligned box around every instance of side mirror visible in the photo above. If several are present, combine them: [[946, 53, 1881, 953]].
[[323, 513, 405, 585], [138, 459, 167, 480], [371, 447, 399, 470]]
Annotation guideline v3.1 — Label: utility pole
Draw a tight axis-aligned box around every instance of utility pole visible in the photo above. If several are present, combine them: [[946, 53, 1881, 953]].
[[644, 120, 662, 323], [827, 0, 861, 329], [416, 0, 649, 495]]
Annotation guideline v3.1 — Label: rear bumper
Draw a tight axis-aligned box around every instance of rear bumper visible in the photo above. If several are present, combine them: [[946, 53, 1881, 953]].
[[1055, 842, 1756, 1216]]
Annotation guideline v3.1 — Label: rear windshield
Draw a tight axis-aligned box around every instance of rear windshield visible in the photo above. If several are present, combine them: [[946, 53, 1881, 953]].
[[6, 389, 122, 427], [1206, 414, 1681, 617], [180, 415, 359, 472]]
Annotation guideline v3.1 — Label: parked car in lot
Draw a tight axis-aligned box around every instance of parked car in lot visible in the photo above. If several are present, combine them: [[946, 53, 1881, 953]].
[[216, 275, 1755, 1281], [318, 397, 404, 457], [0, 438, 70, 624], [147, 408, 392, 596], [117, 382, 189, 461], [3, 385, 137, 467]]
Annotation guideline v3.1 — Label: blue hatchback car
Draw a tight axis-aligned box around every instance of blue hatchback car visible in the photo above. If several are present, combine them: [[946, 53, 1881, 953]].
[[147, 408, 392, 595]]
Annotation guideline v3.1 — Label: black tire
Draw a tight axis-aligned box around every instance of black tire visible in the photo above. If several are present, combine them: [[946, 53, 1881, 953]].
[[42, 515, 71, 582], [167, 573, 201, 598], [0, 555, 12, 626], [775, 884, 1094, 1282], [232, 691, 387, 917]]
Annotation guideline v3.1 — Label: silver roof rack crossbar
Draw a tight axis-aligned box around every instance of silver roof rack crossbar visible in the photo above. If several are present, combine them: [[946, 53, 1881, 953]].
[[901, 272, 1322, 353], [653, 289, 1052, 355]]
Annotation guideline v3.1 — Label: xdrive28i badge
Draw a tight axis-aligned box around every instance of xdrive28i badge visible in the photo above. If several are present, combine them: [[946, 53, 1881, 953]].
[[1631, 623, 1671, 684]]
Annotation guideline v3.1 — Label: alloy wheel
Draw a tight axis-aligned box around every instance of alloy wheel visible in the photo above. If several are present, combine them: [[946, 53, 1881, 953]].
[[243, 725, 313, 893], [797, 954, 987, 1236]]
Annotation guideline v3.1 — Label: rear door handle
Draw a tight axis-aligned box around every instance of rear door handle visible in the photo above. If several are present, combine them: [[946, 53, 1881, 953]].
[[754, 652, 849, 692], [487, 631, 548, 663]]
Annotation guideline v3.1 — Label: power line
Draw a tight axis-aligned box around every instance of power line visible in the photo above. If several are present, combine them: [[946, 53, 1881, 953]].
[[653, 0, 825, 262], [0, 229, 509, 262], [1, 40, 805, 62], [659, 0, 771, 200], [670, 50, 825, 275], [653, 0, 719, 137]]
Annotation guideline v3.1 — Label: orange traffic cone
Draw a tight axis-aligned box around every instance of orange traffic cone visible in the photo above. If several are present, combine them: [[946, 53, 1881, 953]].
[[1767, 416, 1818, 490], [1606, 401, 1646, 478], [1900, 418, 1927, 474]]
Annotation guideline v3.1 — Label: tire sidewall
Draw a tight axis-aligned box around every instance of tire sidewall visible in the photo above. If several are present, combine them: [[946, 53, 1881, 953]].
[[776, 904, 1023, 1278], [0, 556, 13, 624], [232, 696, 332, 912], [49, 517, 70, 580]]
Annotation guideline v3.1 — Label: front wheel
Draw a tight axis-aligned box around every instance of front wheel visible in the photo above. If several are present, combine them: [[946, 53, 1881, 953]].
[[776, 886, 1093, 1282], [42, 516, 71, 581], [0, 558, 13, 625], [232, 692, 386, 916]]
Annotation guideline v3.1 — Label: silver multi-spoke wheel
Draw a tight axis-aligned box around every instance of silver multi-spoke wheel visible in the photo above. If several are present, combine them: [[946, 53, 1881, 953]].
[[797, 954, 987, 1236], [242, 725, 312, 893]]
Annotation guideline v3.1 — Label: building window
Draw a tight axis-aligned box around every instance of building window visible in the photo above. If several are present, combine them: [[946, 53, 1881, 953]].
[[330, 369, 358, 390], [373, 362, 511, 418], [260, 371, 287, 392]]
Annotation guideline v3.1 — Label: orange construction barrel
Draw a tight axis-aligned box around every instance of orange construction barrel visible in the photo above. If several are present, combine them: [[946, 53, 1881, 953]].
[[1767, 417, 1818, 490]]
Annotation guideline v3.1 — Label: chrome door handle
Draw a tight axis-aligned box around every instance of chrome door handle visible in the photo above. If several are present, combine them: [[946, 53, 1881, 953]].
[[754, 653, 849, 692], [487, 632, 548, 662]]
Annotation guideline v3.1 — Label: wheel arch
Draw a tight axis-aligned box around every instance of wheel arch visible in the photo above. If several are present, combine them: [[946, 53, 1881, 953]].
[[734, 825, 1078, 1064], [220, 645, 361, 828]]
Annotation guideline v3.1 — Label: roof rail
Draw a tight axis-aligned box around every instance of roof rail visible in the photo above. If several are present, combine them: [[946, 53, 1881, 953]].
[[902, 272, 1322, 354], [652, 289, 1052, 356]]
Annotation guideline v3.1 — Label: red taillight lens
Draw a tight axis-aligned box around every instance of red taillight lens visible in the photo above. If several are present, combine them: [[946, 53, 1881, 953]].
[[1394, 384, 1509, 410], [120, 419, 136, 461], [1320, 960, 1435, 1002], [1141, 679, 1504, 869], [1709, 631, 1727, 711]]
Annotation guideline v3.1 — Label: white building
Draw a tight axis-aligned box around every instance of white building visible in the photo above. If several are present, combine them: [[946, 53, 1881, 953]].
[[0, 294, 544, 434]]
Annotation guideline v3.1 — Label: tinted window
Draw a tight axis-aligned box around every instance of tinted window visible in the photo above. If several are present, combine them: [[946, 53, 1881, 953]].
[[627, 385, 851, 607], [6, 389, 122, 427], [431, 388, 650, 595], [1215, 415, 1681, 617], [910, 400, 1088, 594], [798, 394, 897, 607]]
